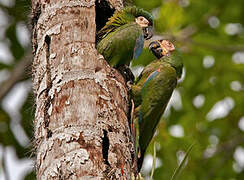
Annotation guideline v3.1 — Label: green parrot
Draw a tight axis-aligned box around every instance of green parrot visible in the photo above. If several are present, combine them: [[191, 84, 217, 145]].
[[96, 6, 153, 68], [131, 40, 183, 171]]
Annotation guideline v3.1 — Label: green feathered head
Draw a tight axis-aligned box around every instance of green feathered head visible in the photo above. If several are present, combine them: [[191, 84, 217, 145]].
[[121, 6, 153, 26], [149, 40, 183, 79], [97, 6, 153, 42]]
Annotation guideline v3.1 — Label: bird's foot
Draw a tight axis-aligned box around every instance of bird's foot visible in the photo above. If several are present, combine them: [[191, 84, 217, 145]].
[[117, 65, 135, 86]]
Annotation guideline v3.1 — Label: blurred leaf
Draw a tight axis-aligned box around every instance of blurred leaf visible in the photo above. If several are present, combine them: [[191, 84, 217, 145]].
[[0, 63, 12, 70], [171, 143, 195, 180], [0, 108, 30, 158], [20, 92, 34, 139], [150, 142, 156, 180], [24, 170, 36, 180], [0, 0, 31, 22], [5, 23, 25, 60], [134, 0, 162, 11], [155, 2, 185, 33]]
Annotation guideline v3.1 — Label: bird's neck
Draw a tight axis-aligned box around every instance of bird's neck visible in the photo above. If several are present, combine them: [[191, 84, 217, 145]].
[[160, 55, 183, 79]]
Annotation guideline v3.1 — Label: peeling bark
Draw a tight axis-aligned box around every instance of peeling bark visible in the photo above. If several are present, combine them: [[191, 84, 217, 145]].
[[32, 0, 134, 179]]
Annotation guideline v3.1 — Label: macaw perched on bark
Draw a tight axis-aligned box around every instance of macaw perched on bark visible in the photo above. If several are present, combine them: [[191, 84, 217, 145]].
[[96, 6, 153, 67], [131, 40, 183, 171]]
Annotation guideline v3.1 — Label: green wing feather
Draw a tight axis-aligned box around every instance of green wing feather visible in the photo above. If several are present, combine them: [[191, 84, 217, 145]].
[[139, 62, 177, 152], [132, 40, 183, 171], [97, 6, 153, 42], [131, 60, 178, 171], [97, 23, 143, 67], [131, 60, 169, 107]]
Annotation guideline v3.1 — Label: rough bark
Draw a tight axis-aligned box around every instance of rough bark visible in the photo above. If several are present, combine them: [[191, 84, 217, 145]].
[[32, 0, 134, 179]]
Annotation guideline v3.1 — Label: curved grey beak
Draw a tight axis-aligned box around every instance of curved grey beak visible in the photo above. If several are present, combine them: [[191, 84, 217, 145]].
[[149, 41, 163, 59], [143, 26, 153, 40]]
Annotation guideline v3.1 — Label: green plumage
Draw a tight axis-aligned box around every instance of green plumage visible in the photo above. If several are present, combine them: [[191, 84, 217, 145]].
[[138, 61, 177, 150], [97, 23, 142, 67], [131, 46, 183, 171], [96, 6, 153, 67]]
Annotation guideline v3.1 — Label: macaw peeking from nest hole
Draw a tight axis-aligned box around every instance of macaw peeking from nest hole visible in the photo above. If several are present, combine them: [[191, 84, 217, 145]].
[[96, 6, 154, 83]]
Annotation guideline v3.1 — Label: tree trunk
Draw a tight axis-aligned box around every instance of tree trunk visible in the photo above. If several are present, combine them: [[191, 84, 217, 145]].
[[32, 0, 134, 179]]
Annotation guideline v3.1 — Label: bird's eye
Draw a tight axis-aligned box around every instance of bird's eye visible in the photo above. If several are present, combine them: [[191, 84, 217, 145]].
[[139, 17, 144, 21]]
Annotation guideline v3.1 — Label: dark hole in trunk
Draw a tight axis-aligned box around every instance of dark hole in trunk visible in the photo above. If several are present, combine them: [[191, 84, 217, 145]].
[[95, 0, 115, 42], [102, 129, 110, 166]]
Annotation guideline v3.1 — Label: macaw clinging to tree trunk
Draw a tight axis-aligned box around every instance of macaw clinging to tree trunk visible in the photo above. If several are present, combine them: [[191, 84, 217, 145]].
[[96, 6, 153, 68], [131, 40, 183, 171]]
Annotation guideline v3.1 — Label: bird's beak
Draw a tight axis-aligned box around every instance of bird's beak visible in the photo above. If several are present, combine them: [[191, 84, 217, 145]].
[[143, 26, 153, 40], [149, 41, 163, 59], [149, 41, 160, 50], [161, 46, 168, 56]]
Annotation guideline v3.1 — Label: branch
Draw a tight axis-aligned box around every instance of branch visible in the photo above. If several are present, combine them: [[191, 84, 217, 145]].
[[153, 25, 244, 53], [189, 40, 244, 53], [0, 49, 32, 102], [177, 26, 244, 53]]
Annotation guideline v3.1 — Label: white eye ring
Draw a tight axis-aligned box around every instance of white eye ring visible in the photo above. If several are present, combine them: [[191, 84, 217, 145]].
[[139, 17, 144, 21], [135, 16, 149, 28]]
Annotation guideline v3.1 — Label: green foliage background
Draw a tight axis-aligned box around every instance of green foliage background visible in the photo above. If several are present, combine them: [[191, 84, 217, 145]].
[[0, 0, 244, 179]]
